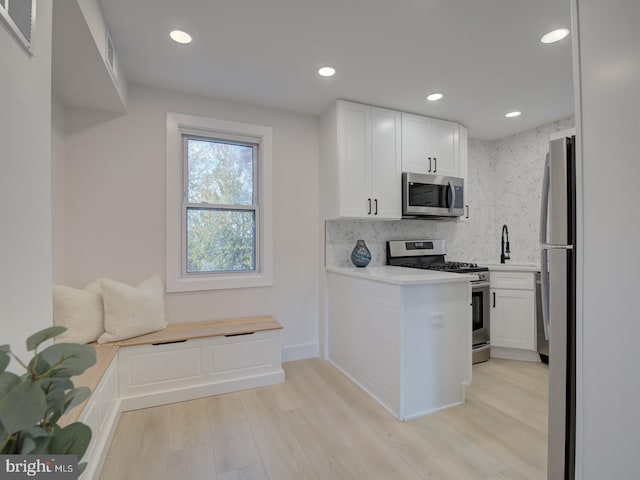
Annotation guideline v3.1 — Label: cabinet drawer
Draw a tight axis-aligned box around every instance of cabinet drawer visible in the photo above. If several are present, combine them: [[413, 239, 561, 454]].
[[118, 330, 282, 398], [490, 271, 534, 290]]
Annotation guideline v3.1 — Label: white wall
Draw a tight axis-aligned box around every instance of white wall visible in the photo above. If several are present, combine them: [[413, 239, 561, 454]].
[[61, 84, 320, 360], [325, 118, 573, 267], [52, 95, 67, 284], [573, 0, 640, 478], [0, 2, 53, 366], [492, 116, 575, 264]]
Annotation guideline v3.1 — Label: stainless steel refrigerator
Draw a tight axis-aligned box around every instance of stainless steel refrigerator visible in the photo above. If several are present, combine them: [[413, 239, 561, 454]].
[[540, 135, 576, 480]]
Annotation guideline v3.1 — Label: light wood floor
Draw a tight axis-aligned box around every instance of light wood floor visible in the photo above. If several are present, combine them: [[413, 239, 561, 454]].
[[101, 358, 548, 480]]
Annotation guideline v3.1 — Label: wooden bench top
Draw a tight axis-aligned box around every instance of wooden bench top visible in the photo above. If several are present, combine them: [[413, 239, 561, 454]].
[[59, 344, 119, 427], [59, 316, 281, 426], [113, 315, 282, 347]]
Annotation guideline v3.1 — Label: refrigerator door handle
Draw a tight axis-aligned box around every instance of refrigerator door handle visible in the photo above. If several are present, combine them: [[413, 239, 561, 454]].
[[540, 153, 550, 244], [540, 249, 550, 341]]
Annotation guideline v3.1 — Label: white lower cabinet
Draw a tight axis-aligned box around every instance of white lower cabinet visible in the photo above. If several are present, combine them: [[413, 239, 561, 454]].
[[490, 271, 537, 354], [327, 272, 471, 420]]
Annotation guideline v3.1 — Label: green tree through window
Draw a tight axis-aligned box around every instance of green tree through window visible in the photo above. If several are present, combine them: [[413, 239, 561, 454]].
[[184, 137, 257, 273]]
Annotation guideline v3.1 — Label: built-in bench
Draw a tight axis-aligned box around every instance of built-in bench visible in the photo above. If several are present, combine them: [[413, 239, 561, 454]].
[[62, 316, 284, 480]]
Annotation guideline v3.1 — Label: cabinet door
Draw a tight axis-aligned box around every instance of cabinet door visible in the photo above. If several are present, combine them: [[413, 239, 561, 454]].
[[401, 112, 431, 174], [430, 118, 459, 177], [490, 288, 536, 350], [371, 107, 402, 219], [338, 101, 371, 217]]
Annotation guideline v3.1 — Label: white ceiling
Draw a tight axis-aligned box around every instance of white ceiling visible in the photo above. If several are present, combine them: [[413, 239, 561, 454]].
[[99, 0, 574, 140]]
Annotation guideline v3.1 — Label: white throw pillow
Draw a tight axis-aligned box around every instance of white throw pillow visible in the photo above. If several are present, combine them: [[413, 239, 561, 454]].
[[53, 282, 104, 344], [98, 275, 167, 343]]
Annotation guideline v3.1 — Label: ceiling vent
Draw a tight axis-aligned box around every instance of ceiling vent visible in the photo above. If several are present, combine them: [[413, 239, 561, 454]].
[[0, 0, 35, 55]]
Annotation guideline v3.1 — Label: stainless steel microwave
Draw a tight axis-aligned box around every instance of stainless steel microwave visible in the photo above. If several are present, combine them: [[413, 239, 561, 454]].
[[402, 172, 464, 217]]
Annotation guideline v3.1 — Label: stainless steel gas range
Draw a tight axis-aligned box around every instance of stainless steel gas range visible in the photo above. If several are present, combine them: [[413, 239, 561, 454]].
[[386, 239, 491, 364]]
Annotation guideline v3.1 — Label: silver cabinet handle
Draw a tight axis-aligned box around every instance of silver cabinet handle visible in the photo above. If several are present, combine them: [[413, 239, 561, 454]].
[[428, 157, 432, 173], [434, 157, 437, 173], [367, 198, 372, 215], [465, 205, 470, 219], [374, 199, 378, 215]]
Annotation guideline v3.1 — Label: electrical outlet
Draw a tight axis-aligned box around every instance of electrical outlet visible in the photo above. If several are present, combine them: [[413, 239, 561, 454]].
[[430, 313, 444, 327]]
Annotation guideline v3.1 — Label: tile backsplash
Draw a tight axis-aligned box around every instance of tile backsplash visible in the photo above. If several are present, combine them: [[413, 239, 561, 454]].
[[326, 116, 574, 267]]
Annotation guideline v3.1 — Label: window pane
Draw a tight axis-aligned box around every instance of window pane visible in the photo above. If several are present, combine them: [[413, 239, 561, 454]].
[[187, 208, 256, 273], [187, 138, 254, 205]]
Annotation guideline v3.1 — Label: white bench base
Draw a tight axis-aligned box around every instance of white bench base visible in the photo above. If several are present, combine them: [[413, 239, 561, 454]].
[[118, 330, 284, 411], [79, 326, 283, 480]]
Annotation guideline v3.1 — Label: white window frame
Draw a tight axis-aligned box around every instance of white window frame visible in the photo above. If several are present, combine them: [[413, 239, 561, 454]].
[[0, 0, 36, 56], [166, 113, 273, 292]]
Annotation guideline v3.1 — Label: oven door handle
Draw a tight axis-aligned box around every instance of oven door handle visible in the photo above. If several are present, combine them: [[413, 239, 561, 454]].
[[472, 281, 491, 288]]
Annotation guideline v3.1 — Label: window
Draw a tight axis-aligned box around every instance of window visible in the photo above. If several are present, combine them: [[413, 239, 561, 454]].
[[167, 113, 273, 292], [184, 135, 257, 274], [0, 0, 35, 55]]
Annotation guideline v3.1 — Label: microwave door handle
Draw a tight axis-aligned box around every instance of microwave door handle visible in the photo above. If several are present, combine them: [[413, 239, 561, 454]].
[[540, 154, 550, 244], [448, 181, 455, 212]]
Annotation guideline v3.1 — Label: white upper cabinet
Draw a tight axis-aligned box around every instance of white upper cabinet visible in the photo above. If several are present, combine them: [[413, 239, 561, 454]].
[[401, 112, 461, 178], [320, 100, 402, 220], [370, 107, 402, 219], [339, 102, 371, 218]]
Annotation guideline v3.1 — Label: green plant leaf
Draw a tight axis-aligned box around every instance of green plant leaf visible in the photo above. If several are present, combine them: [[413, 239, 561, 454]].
[[0, 372, 21, 399], [1, 433, 17, 454], [21, 426, 49, 438], [0, 353, 9, 373], [26, 326, 67, 352], [62, 387, 91, 415], [35, 343, 96, 377], [41, 378, 73, 409], [27, 356, 51, 377], [19, 426, 51, 454], [0, 345, 9, 353], [49, 422, 91, 459], [0, 380, 47, 434], [20, 435, 36, 454], [19, 434, 51, 455]]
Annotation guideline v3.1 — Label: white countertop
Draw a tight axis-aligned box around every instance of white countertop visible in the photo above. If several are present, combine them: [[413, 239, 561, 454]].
[[326, 265, 478, 285], [486, 263, 540, 273]]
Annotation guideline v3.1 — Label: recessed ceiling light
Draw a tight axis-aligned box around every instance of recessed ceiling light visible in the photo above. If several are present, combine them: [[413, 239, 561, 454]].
[[505, 111, 522, 118], [541, 28, 570, 44], [427, 93, 444, 102], [318, 67, 336, 77], [170, 30, 192, 44]]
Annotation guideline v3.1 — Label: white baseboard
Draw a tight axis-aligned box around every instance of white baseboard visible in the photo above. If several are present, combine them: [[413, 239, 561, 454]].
[[282, 342, 319, 362], [401, 399, 464, 421], [491, 346, 541, 362], [119, 370, 285, 412]]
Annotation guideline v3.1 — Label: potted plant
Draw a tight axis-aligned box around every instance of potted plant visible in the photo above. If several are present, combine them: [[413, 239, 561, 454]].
[[0, 326, 96, 474]]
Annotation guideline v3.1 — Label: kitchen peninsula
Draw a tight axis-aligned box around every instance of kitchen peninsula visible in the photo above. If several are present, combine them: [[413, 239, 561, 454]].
[[326, 265, 476, 420]]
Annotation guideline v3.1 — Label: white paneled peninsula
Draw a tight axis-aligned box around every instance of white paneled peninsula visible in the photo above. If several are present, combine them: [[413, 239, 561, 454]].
[[326, 266, 475, 420]]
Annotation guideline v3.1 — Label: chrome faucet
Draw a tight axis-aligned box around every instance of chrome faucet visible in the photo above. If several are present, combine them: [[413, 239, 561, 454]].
[[500, 224, 511, 264]]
